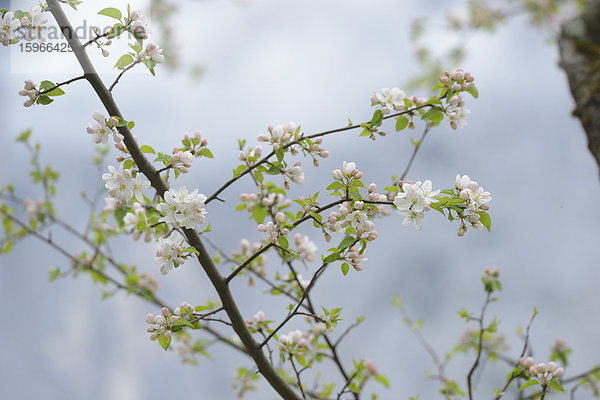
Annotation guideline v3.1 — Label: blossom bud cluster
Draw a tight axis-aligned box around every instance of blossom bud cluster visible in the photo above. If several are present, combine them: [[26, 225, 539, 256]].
[[279, 329, 313, 352], [156, 186, 208, 229], [454, 174, 491, 236], [102, 165, 150, 204], [174, 301, 194, 316], [128, 9, 151, 39], [232, 239, 268, 283], [144, 42, 164, 64], [285, 162, 305, 186], [331, 161, 363, 182], [124, 202, 146, 230], [135, 271, 160, 294], [18, 80, 39, 107], [258, 122, 300, 151], [238, 145, 263, 165], [24, 197, 44, 221], [245, 310, 271, 333], [439, 69, 475, 129], [520, 357, 564, 381], [293, 234, 317, 262], [393, 180, 440, 231], [87, 112, 124, 144], [153, 236, 185, 275], [145, 307, 179, 342], [257, 211, 289, 243], [170, 149, 193, 173], [239, 192, 291, 214]]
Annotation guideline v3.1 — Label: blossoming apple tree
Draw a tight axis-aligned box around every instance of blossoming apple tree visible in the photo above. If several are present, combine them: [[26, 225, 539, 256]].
[[1, 2, 599, 399]]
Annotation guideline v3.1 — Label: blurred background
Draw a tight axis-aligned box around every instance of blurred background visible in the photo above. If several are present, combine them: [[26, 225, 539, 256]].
[[1, 0, 599, 399]]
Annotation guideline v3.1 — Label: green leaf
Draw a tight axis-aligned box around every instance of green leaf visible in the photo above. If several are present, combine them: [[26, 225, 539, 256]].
[[158, 333, 171, 351], [254, 170, 264, 183], [140, 145, 155, 154], [127, 121, 135, 129], [370, 109, 383, 126], [548, 378, 565, 392], [199, 148, 213, 158], [233, 164, 248, 178], [422, 107, 444, 122], [395, 116, 409, 131], [48, 267, 61, 282], [323, 253, 341, 263], [123, 159, 134, 170], [341, 262, 349, 276], [98, 7, 122, 20], [295, 354, 307, 368], [107, 23, 125, 39], [36, 96, 53, 105], [477, 210, 491, 232], [375, 374, 390, 388], [519, 379, 539, 391], [115, 54, 134, 69], [338, 236, 355, 250], [46, 87, 65, 97], [277, 235, 289, 249], [466, 85, 479, 99], [16, 129, 31, 142]]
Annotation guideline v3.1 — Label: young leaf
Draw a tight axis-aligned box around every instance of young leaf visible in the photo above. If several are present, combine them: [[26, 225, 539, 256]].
[[140, 145, 155, 154], [395, 116, 409, 131], [98, 7, 122, 20], [477, 210, 491, 232], [519, 379, 539, 391], [115, 54, 134, 69], [158, 333, 171, 351]]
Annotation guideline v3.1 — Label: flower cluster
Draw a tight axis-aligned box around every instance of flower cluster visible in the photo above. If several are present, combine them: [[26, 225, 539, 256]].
[[520, 357, 564, 382], [239, 192, 291, 213], [454, 174, 491, 236], [102, 165, 150, 203], [245, 310, 271, 333], [393, 180, 440, 231], [24, 197, 44, 221], [157, 186, 208, 229], [258, 122, 300, 150], [20, 6, 48, 42], [257, 211, 289, 243], [87, 112, 123, 144], [128, 9, 151, 39], [285, 163, 305, 185], [134, 271, 160, 294], [280, 273, 311, 297], [293, 234, 317, 262], [174, 301, 194, 316], [324, 200, 377, 236], [371, 87, 406, 114], [331, 161, 363, 182], [153, 236, 185, 275], [18, 80, 39, 107], [145, 42, 164, 64], [438, 69, 475, 130], [0, 11, 21, 46], [231, 239, 268, 285], [238, 145, 263, 166], [145, 307, 179, 341]]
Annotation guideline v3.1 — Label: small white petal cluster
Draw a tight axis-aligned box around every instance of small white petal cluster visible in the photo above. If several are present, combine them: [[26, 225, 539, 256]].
[[439, 69, 476, 130], [258, 212, 289, 243], [520, 357, 564, 382], [145, 307, 178, 341], [294, 234, 317, 262], [87, 112, 122, 144], [129, 9, 151, 39], [245, 310, 270, 332], [146, 43, 164, 64], [21, 6, 48, 42], [287, 163, 305, 185], [279, 329, 310, 350], [24, 197, 44, 220], [154, 237, 185, 275], [171, 149, 194, 173], [157, 186, 208, 229], [455, 174, 492, 235], [174, 301, 194, 316], [258, 122, 299, 150], [102, 165, 150, 203], [448, 104, 470, 130], [371, 87, 406, 114], [393, 180, 440, 231], [0, 12, 21, 46], [331, 161, 363, 181]]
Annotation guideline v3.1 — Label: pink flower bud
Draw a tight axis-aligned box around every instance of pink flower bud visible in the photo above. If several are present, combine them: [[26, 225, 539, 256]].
[[194, 130, 202, 140], [102, 49, 109, 57], [24, 80, 35, 90], [457, 228, 466, 237], [169, 316, 179, 324], [254, 146, 262, 155], [257, 224, 266, 232], [109, 117, 119, 126], [355, 171, 363, 179], [275, 212, 286, 224], [529, 366, 538, 375], [548, 362, 558, 373], [149, 333, 158, 341], [553, 367, 564, 378], [320, 150, 329, 158], [161, 307, 169, 317], [145, 314, 155, 324], [520, 357, 534, 368], [154, 315, 166, 325], [238, 151, 246, 161], [24, 99, 34, 107]]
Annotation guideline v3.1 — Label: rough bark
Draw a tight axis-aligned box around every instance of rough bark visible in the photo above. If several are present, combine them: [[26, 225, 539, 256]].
[[558, 0, 600, 175]]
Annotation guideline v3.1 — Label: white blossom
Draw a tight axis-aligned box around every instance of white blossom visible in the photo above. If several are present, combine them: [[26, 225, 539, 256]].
[[157, 186, 207, 229], [0, 12, 21, 46], [398, 209, 424, 230], [373, 87, 406, 114], [153, 237, 184, 275], [86, 112, 111, 144], [146, 43, 164, 64], [287, 165, 304, 184], [294, 234, 317, 262]]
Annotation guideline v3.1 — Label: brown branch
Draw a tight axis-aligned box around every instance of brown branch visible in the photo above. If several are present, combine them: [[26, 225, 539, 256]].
[[46, 2, 302, 399]]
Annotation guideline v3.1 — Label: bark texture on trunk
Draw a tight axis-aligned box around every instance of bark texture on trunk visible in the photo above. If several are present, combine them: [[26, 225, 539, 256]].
[[558, 0, 600, 175]]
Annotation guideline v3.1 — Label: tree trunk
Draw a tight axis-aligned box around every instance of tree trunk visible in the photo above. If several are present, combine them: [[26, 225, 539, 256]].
[[558, 0, 600, 175]]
